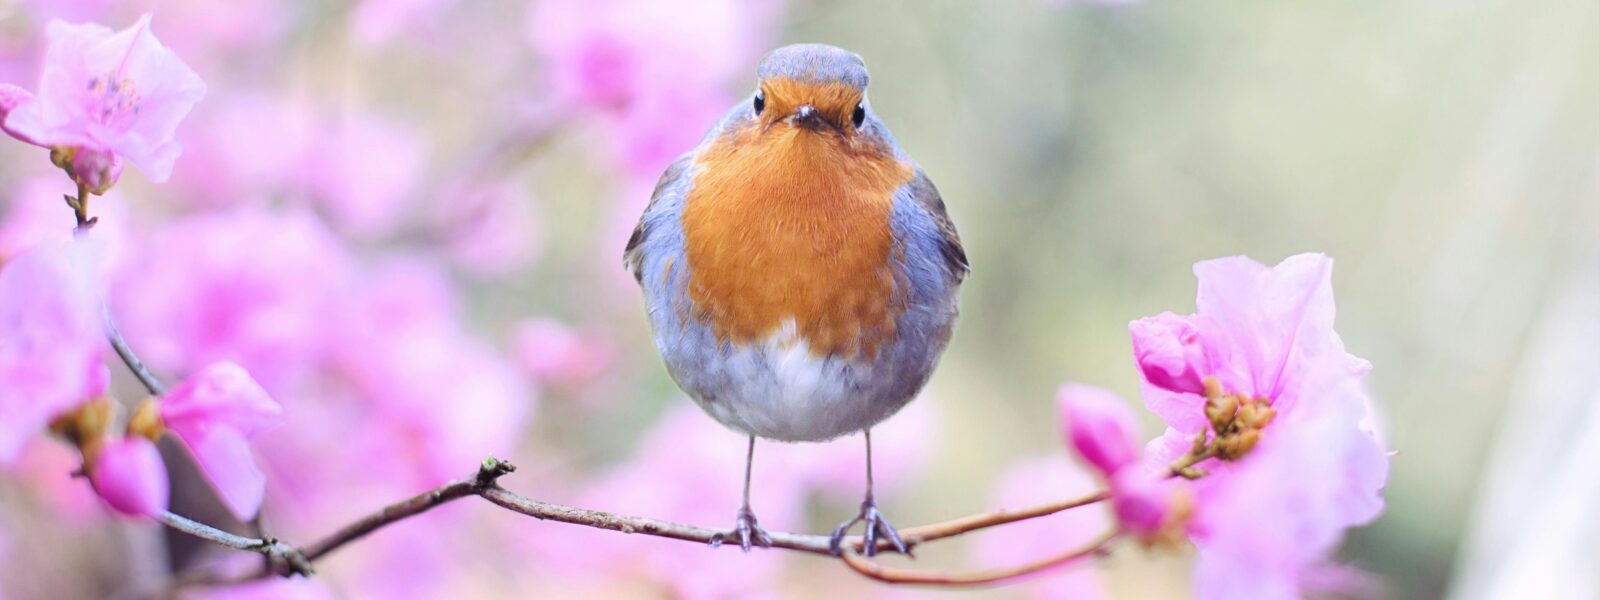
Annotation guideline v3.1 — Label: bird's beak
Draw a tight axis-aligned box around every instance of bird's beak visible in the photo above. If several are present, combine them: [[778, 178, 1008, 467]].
[[789, 104, 827, 130]]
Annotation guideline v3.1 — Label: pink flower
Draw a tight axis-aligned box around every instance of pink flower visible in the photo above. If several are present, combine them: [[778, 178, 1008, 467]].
[[1058, 383, 1141, 477], [89, 437, 169, 517], [2, 14, 205, 183], [0, 239, 104, 461], [1132, 254, 1389, 600], [161, 361, 282, 520], [973, 456, 1110, 600]]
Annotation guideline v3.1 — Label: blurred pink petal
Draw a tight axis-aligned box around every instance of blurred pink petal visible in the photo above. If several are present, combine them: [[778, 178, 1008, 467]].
[[352, 0, 454, 46], [973, 456, 1110, 600], [0, 175, 132, 264], [304, 113, 425, 238], [0, 239, 104, 461], [181, 577, 337, 600], [89, 437, 169, 517], [3, 14, 205, 182], [512, 318, 614, 389], [1130, 254, 1389, 600], [1109, 469, 1180, 539], [1058, 383, 1141, 478], [528, 0, 781, 177], [162, 361, 282, 520], [329, 259, 532, 484], [114, 207, 353, 389], [437, 182, 543, 277]]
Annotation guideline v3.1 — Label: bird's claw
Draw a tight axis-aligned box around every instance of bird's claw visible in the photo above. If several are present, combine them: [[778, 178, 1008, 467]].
[[709, 507, 772, 552], [829, 498, 910, 557]]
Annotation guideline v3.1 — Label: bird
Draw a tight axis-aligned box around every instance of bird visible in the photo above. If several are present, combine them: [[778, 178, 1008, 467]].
[[623, 43, 967, 556]]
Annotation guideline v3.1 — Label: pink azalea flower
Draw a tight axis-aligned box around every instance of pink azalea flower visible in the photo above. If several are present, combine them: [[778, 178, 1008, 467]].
[[0, 239, 104, 462], [1131, 254, 1389, 600], [1058, 383, 1141, 477], [973, 456, 1110, 600], [2, 14, 205, 183], [88, 437, 169, 517], [161, 361, 282, 521]]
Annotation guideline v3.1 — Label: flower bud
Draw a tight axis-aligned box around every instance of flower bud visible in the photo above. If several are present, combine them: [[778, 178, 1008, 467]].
[[89, 437, 169, 517], [1129, 313, 1208, 395], [69, 147, 123, 195], [1059, 384, 1141, 477], [1111, 469, 1190, 544]]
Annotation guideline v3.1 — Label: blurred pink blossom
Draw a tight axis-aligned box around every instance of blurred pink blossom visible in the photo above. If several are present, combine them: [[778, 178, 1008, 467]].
[[1058, 383, 1141, 478], [539, 403, 798, 596], [161, 361, 283, 520], [304, 113, 426, 238], [0, 174, 128, 263], [328, 259, 531, 484], [171, 92, 317, 206], [2, 14, 205, 183], [0, 239, 104, 461], [1132, 254, 1389, 600], [181, 577, 336, 600], [973, 456, 1110, 600], [512, 318, 614, 389], [352, 0, 455, 46], [88, 437, 168, 517], [527, 0, 781, 177], [113, 207, 353, 389], [435, 181, 543, 277]]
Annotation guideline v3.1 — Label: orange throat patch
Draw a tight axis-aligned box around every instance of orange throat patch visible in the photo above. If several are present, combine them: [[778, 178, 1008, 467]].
[[681, 118, 914, 359]]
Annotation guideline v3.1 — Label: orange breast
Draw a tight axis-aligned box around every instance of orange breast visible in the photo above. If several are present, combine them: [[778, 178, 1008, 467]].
[[681, 122, 915, 359]]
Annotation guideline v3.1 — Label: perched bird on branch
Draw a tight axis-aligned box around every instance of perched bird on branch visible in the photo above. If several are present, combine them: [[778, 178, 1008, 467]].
[[625, 43, 967, 555]]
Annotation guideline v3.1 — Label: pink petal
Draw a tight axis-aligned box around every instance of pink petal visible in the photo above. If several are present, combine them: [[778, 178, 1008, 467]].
[[162, 362, 282, 435], [173, 424, 267, 521], [1110, 469, 1180, 538], [1191, 254, 1336, 401], [0, 240, 105, 462], [89, 437, 169, 517], [1129, 312, 1208, 395], [1058, 384, 1141, 477]]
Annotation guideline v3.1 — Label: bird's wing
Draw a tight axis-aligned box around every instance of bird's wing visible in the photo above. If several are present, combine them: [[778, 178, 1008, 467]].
[[908, 169, 969, 281], [623, 154, 693, 283]]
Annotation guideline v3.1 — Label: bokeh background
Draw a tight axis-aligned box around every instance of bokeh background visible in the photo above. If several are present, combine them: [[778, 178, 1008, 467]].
[[1, 0, 1596, 598]]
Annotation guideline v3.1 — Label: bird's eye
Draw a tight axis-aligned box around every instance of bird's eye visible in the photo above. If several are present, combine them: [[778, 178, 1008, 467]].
[[851, 103, 866, 127], [753, 91, 765, 115]]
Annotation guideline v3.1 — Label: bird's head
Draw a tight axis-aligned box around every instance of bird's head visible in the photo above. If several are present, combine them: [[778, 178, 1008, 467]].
[[750, 44, 877, 138]]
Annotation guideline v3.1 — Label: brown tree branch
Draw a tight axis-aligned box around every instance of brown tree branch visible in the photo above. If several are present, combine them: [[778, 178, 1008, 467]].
[[841, 530, 1121, 586], [160, 456, 1122, 587]]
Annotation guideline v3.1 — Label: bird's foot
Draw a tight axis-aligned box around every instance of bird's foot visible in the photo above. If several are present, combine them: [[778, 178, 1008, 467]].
[[829, 497, 910, 557], [709, 506, 772, 552]]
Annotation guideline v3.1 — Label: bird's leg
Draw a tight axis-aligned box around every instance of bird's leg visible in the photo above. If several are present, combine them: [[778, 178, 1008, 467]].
[[710, 435, 773, 552], [829, 429, 911, 557]]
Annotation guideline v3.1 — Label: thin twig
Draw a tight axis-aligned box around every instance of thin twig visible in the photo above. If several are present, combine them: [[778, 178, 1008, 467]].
[[841, 530, 1121, 586], [158, 511, 313, 577], [104, 311, 166, 396]]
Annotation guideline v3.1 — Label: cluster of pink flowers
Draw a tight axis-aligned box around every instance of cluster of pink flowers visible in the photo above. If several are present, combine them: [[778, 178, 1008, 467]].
[[1058, 253, 1390, 599]]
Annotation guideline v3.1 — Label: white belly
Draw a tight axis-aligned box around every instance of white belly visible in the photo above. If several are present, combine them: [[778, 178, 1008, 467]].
[[664, 320, 916, 442]]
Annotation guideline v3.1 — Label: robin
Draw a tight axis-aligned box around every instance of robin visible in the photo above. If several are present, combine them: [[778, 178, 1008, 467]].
[[624, 43, 967, 556]]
